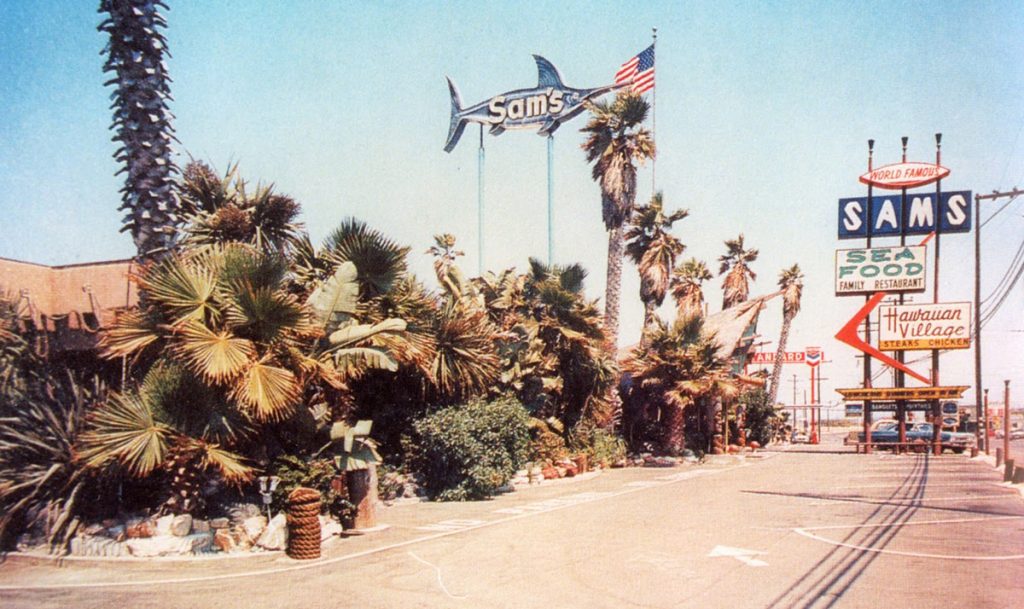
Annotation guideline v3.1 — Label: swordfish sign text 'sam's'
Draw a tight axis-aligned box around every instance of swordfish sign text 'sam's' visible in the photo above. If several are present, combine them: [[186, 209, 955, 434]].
[[443, 55, 624, 152]]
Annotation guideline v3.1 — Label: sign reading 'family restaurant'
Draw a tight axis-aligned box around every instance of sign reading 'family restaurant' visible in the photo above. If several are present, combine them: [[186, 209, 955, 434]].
[[835, 245, 926, 295], [878, 302, 971, 351]]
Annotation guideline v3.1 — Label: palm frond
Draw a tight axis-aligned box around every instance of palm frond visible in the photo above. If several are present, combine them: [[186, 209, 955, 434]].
[[175, 323, 254, 382], [77, 391, 170, 478], [233, 362, 300, 421]]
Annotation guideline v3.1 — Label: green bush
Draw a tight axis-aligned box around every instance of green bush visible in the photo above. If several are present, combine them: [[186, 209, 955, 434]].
[[740, 388, 783, 446], [572, 425, 627, 466], [411, 396, 530, 501], [267, 455, 352, 521]]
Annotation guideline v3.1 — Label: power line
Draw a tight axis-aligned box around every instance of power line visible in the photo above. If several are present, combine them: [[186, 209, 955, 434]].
[[980, 194, 1021, 228]]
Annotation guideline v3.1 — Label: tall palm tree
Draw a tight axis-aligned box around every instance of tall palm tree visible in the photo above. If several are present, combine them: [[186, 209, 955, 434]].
[[671, 258, 712, 321], [580, 92, 656, 350], [718, 234, 759, 309], [99, 0, 179, 259], [624, 192, 688, 334], [768, 264, 804, 405]]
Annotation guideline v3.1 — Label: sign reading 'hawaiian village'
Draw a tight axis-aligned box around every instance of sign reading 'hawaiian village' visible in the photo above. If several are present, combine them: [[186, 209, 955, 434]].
[[835, 245, 926, 295], [878, 302, 971, 351], [443, 55, 623, 152], [837, 191, 972, 239]]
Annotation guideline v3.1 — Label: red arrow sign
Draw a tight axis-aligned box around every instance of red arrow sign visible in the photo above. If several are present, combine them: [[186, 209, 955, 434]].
[[834, 234, 934, 386]]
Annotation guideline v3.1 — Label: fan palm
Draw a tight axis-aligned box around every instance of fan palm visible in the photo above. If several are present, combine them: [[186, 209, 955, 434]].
[[719, 234, 759, 309], [478, 259, 616, 429], [99, 0, 179, 259], [625, 192, 688, 334], [671, 258, 712, 321], [623, 316, 739, 454], [325, 219, 410, 300], [76, 368, 253, 515], [580, 91, 656, 349], [178, 161, 304, 254], [768, 264, 804, 405]]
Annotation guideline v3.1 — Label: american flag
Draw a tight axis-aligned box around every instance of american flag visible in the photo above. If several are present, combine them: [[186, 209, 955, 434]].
[[615, 44, 655, 94]]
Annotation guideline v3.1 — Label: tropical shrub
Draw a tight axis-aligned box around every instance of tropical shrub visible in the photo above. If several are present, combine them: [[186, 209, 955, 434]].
[[740, 388, 783, 446], [572, 425, 627, 467], [622, 316, 738, 455], [0, 371, 102, 552], [477, 259, 616, 430], [267, 455, 351, 521], [410, 396, 530, 501]]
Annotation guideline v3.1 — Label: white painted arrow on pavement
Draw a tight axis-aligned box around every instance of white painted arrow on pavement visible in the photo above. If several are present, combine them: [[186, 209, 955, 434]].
[[708, 545, 769, 567]]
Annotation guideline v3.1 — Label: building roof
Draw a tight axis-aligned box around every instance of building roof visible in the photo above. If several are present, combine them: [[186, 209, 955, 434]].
[[0, 256, 137, 349], [703, 292, 781, 362]]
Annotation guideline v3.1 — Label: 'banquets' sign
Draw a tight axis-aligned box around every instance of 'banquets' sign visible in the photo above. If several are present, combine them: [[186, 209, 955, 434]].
[[878, 302, 971, 351]]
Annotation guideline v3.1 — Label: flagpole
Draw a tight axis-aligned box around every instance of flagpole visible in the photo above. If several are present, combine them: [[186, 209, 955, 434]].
[[651, 27, 657, 197]]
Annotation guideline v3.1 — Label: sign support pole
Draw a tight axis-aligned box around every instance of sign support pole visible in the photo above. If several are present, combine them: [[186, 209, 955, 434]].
[[896, 136, 908, 453], [863, 139, 875, 454], [478, 125, 485, 276], [932, 133, 943, 455], [547, 134, 554, 266]]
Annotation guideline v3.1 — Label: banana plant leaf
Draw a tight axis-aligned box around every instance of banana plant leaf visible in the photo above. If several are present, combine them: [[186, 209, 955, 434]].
[[307, 261, 359, 329]]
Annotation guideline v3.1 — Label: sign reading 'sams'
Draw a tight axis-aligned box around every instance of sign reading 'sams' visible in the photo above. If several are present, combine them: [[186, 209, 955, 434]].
[[837, 191, 971, 239], [444, 55, 622, 152]]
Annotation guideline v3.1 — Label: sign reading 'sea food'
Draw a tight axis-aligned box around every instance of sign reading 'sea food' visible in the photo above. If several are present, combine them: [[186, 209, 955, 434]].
[[837, 191, 971, 239], [444, 55, 622, 152], [835, 245, 926, 295], [878, 302, 971, 351]]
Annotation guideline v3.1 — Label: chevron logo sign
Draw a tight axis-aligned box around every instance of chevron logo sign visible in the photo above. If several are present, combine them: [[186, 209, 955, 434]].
[[805, 347, 822, 368]]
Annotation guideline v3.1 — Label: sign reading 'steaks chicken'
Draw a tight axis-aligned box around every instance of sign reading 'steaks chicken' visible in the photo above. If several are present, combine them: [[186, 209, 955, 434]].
[[444, 55, 623, 152]]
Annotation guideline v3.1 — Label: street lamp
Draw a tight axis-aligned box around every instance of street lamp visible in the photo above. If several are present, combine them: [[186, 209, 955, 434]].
[[257, 476, 280, 520]]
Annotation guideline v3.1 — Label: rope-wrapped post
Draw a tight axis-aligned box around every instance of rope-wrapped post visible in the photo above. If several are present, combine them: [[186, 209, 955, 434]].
[[286, 487, 322, 560]]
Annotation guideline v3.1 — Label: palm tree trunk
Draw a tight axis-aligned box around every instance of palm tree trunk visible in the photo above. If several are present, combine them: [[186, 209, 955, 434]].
[[604, 225, 625, 350], [642, 300, 657, 334], [663, 402, 685, 455], [768, 315, 793, 405]]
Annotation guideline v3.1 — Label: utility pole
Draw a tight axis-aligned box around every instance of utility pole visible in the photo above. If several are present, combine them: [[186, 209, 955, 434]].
[[1004, 380, 1011, 464], [974, 187, 1023, 453], [791, 374, 798, 406]]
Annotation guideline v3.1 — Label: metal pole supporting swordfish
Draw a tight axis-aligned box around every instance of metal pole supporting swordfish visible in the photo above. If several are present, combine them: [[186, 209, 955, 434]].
[[444, 55, 624, 152]]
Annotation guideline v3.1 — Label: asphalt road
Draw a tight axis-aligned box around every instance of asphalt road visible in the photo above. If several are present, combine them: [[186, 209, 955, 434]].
[[2, 443, 1022, 609]]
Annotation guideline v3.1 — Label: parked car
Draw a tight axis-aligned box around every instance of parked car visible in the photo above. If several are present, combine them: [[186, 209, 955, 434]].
[[791, 430, 809, 444], [856, 422, 975, 453]]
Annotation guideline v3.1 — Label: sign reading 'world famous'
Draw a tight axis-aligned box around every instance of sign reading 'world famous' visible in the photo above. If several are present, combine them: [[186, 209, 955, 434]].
[[835, 245, 927, 295], [837, 191, 971, 239], [444, 55, 623, 152], [859, 162, 951, 190]]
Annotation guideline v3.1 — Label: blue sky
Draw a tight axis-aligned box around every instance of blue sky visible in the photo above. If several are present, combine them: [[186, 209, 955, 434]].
[[1, 0, 1022, 406]]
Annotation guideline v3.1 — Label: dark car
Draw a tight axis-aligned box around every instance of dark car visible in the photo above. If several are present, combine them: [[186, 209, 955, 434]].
[[857, 422, 975, 453]]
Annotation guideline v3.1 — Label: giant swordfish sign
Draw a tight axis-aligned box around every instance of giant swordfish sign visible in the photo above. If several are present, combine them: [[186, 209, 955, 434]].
[[444, 55, 623, 152]]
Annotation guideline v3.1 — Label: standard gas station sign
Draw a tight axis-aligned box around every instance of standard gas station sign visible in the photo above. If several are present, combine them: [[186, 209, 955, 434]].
[[835, 245, 926, 295], [749, 351, 805, 364], [878, 302, 971, 350], [837, 191, 971, 239]]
